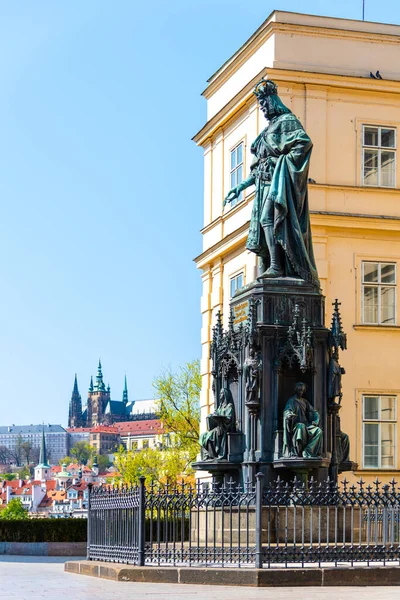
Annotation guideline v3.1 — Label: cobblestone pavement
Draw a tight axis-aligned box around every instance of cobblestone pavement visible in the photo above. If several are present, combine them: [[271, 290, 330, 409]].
[[0, 557, 399, 599]]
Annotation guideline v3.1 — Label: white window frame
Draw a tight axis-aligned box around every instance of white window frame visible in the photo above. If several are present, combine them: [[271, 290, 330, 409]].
[[230, 272, 244, 298], [362, 395, 396, 469], [228, 142, 244, 208], [362, 125, 396, 188], [361, 261, 396, 325]]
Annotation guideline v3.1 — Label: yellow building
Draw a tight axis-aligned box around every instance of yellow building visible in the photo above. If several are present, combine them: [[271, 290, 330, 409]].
[[194, 11, 400, 483]]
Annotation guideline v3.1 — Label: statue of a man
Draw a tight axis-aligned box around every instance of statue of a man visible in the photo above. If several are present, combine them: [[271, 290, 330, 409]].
[[224, 79, 319, 286], [282, 382, 323, 458], [200, 388, 236, 460], [328, 352, 345, 402], [243, 346, 262, 406]]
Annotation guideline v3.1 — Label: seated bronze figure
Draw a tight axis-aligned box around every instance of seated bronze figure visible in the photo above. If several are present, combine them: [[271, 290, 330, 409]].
[[200, 388, 236, 460], [283, 382, 323, 458]]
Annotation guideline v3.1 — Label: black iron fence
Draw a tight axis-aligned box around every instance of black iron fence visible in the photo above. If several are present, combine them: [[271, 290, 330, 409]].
[[87, 475, 400, 568]]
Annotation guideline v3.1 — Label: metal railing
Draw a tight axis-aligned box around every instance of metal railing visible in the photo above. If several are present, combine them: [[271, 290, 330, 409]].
[[87, 475, 400, 568]]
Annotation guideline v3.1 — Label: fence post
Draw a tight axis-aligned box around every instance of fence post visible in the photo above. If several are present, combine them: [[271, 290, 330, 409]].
[[138, 476, 146, 566], [86, 482, 93, 561], [255, 472, 264, 569]]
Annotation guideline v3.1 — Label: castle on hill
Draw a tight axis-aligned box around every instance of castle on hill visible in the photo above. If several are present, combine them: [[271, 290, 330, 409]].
[[68, 360, 156, 428]]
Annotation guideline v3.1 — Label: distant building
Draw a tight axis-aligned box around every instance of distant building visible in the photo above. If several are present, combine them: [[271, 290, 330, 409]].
[[67, 425, 120, 455], [117, 419, 166, 451], [68, 360, 158, 427], [0, 424, 68, 465], [34, 428, 51, 482]]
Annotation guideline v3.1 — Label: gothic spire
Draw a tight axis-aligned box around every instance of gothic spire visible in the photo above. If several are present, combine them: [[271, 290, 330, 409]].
[[38, 425, 50, 468], [68, 374, 82, 428], [73, 374, 79, 395], [330, 299, 347, 352], [89, 376, 94, 393], [122, 375, 128, 404], [94, 359, 106, 392]]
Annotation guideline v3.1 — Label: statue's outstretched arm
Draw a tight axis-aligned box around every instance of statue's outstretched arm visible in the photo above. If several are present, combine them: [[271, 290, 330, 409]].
[[223, 173, 255, 207]]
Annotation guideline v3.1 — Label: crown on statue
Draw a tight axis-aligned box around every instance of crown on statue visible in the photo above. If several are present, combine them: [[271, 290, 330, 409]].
[[253, 78, 278, 99]]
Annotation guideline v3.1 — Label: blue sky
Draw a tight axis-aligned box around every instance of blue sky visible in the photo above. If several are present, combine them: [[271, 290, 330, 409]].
[[0, 0, 398, 426]]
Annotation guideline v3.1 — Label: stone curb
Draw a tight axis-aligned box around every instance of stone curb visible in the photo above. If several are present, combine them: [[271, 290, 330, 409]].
[[0, 542, 87, 556], [64, 561, 400, 587]]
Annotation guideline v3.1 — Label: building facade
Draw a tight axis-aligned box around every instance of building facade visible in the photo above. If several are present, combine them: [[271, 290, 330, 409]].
[[0, 424, 68, 465], [117, 420, 165, 451], [194, 11, 400, 482]]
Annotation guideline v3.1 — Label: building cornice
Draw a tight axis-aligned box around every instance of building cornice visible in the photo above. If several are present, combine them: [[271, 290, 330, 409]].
[[194, 69, 400, 147], [204, 12, 400, 99], [195, 208, 400, 270]]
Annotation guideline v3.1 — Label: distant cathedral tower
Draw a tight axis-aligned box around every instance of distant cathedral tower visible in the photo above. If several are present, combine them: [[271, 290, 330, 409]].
[[86, 360, 110, 426], [68, 374, 83, 428], [122, 375, 128, 404]]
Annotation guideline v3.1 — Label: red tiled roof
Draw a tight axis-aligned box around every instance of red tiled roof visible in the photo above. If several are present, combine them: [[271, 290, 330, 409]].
[[66, 427, 92, 433], [13, 484, 33, 496], [69, 481, 88, 491], [67, 426, 119, 434], [1, 480, 27, 489], [117, 419, 163, 436], [51, 465, 62, 473]]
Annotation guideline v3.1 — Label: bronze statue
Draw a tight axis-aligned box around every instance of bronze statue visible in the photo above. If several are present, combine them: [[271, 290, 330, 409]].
[[336, 415, 350, 463], [224, 79, 319, 286], [282, 382, 323, 458], [243, 346, 262, 406], [328, 352, 345, 401], [200, 388, 236, 460]]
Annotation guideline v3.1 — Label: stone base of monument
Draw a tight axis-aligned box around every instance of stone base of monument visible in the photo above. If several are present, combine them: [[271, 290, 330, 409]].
[[191, 504, 362, 545], [192, 459, 241, 485], [273, 457, 331, 484]]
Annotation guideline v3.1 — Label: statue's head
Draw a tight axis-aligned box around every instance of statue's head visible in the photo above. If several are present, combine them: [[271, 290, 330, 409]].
[[253, 78, 291, 120], [219, 387, 233, 405], [295, 382, 306, 397]]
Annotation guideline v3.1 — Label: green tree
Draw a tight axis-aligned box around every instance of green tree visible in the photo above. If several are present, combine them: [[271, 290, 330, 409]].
[[21, 441, 33, 465], [59, 456, 72, 466], [18, 466, 30, 479], [70, 442, 96, 465], [95, 454, 110, 472], [115, 445, 194, 487], [0, 498, 28, 520], [9, 435, 24, 466], [0, 473, 16, 481], [153, 360, 201, 462]]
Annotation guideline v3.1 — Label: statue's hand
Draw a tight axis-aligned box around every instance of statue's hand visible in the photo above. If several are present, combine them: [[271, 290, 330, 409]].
[[223, 187, 240, 207]]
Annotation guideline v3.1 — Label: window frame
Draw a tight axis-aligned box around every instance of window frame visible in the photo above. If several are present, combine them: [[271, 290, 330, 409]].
[[361, 125, 397, 188], [361, 261, 397, 326], [230, 271, 244, 298], [228, 141, 245, 209], [362, 394, 397, 469]]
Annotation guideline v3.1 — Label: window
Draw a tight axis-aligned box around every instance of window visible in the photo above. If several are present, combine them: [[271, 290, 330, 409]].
[[142, 440, 149, 449], [230, 272, 244, 298], [229, 142, 244, 207], [361, 261, 396, 325], [363, 395, 396, 468], [362, 125, 396, 187]]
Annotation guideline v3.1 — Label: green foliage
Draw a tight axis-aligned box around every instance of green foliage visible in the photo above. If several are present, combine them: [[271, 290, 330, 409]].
[[95, 454, 110, 472], [115, 445, 194, 487], [70, 442, 96, 465], [0, 498, 29, 520], [17, 466, 30, 480], [0, 473, 16, 481], [0, 518, 87, 541], [59, 456, 72, 466], [153, 360, 201, 462]]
